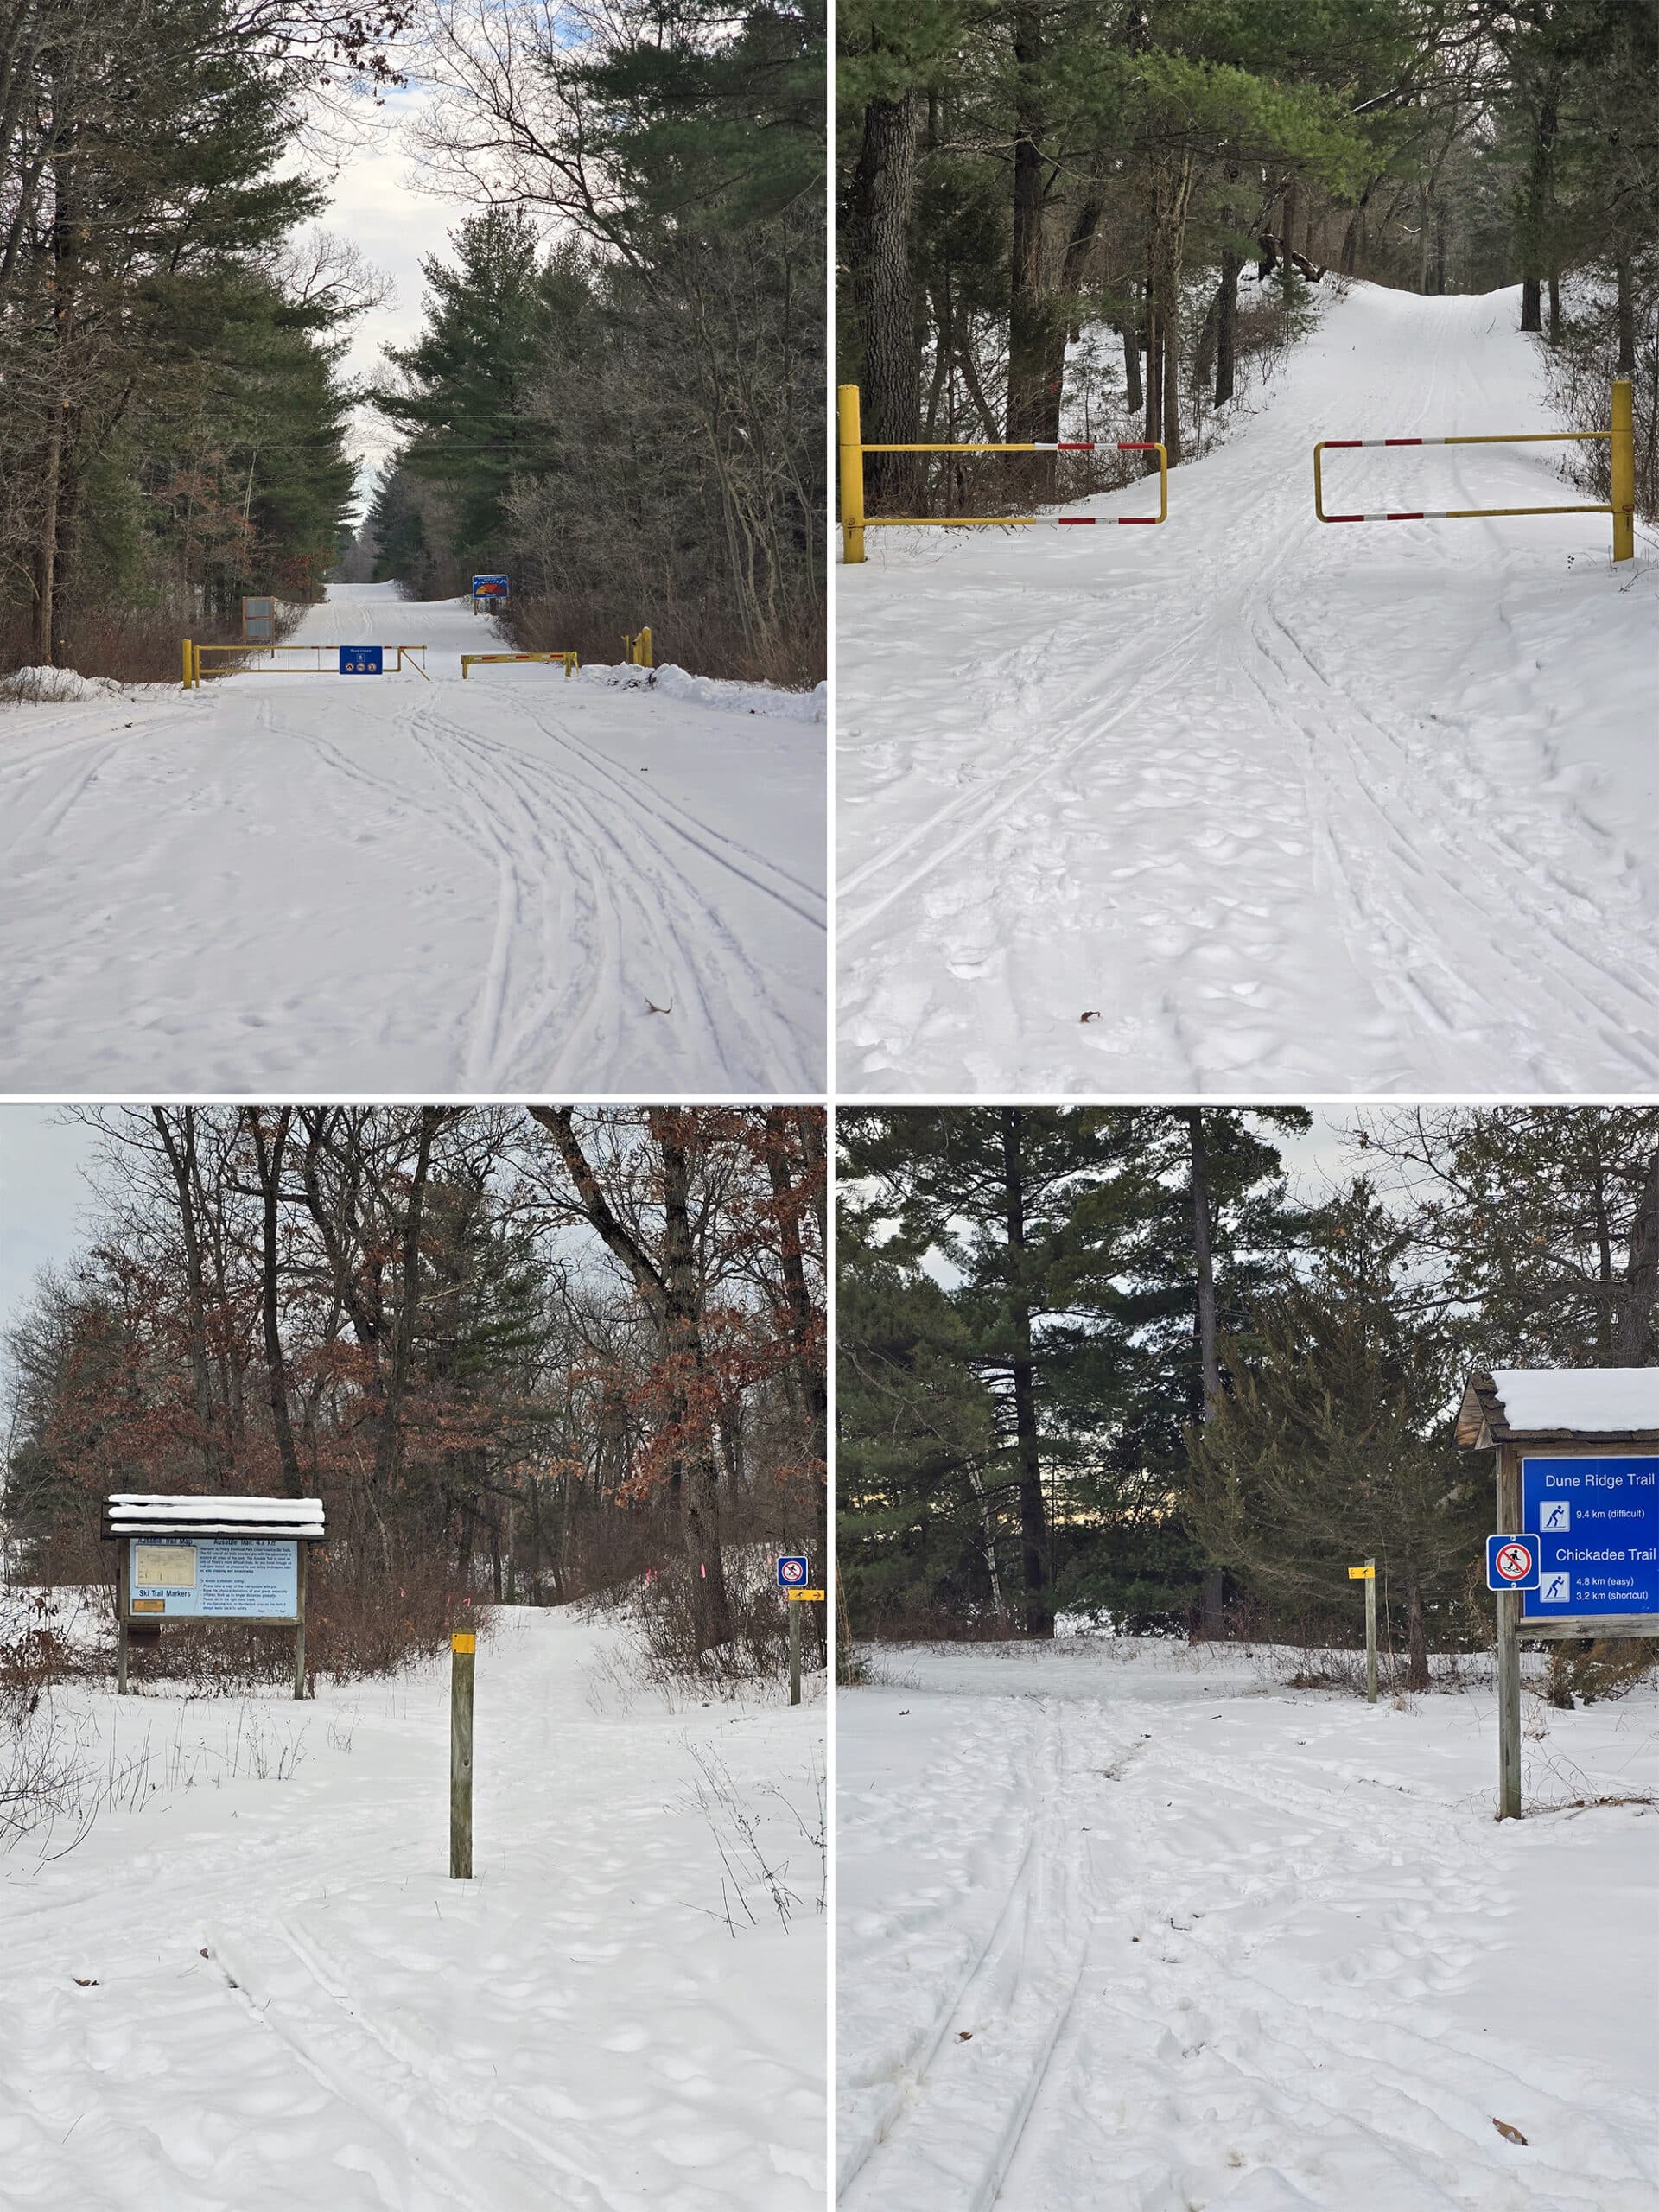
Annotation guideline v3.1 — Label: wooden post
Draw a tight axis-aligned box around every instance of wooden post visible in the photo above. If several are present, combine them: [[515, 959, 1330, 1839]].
[[1496, 1442, 1523, 1820], [293, 1544, 308, 1700], [788, 1595, 802, 1707], [1364, 1556, 1377, 1704], [451, 1631, 475, 1878], [117, 1540, 130, 1695]]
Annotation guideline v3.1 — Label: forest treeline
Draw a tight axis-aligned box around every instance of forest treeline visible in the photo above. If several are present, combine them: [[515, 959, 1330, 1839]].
[[0, 0, 404, 679], [837, 1105, 1659, 1688], [360, 0, 827, 687], [839, 0, 1658, 515], [3, 1105, 826, 1677]]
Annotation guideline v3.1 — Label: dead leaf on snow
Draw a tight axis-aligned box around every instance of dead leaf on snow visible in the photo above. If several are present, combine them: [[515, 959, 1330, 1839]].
[[1492, 2119, 1529, 2146]]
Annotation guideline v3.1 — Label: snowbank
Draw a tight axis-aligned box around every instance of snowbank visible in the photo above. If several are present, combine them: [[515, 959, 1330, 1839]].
[[575, 659, 827, 723]]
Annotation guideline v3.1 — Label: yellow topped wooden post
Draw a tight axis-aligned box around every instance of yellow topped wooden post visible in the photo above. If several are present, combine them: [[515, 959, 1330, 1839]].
[[1611, 378, 1635, 563], [181, 639, 194, 690], [451, 1630, 475, 1878], [838, 385, 866, 565]]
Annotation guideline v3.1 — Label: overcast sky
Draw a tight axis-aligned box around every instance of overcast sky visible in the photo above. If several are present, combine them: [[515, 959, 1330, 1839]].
[[296, 74, 497, 512]]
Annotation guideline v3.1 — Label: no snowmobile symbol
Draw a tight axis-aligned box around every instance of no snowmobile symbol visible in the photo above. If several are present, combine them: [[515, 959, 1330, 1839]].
[[1485, 1535, 1541, 1592], [777, 1554, 809, 1588]]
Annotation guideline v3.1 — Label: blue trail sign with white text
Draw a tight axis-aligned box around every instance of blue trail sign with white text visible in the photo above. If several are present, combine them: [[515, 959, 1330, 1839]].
[[1521, 1456, 1659, 1618], [340, 646, 382, 675]]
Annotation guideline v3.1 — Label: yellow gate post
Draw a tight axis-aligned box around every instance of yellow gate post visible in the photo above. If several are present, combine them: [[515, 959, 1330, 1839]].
[[181, 639, 194, 690], [838, 384, 866, 565], [1611, 377, 1635, 563]]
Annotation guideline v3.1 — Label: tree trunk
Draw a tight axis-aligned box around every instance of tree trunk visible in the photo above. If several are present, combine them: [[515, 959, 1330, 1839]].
[[1614, 1149, 1659, 1361], [152, 1107, 219, 1481], [1006, 5, 1049, 448], [1122, 290, 1143, 415], [765, 1107, 827, 1427], [1519, 81, 1560, 334], [371, 1108, 442, 1495], [849, 91, 922, 507], [1406, 1579, 1429, 1693], [1000, 1108, 1052, 1638], [1186, 1109, 1220, 1419], [658, 1112, 735, 1649], [1615, 254, 1636, 376], [1214, 245, 1241, 405], [246, 1106, 303, 1496]]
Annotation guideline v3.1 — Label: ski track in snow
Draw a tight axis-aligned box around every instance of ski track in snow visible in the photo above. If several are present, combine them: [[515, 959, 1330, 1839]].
[[1, 1608, 826, 2212], [0, 585, 825, 1091], [838, 1645, 1659, 2211], [836, 283, 1659, 1093]]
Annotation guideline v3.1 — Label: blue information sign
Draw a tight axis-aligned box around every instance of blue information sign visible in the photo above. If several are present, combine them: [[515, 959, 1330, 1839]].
[[340, 646, 382, 675], [1521, 1456, 1659, 1618], [129, 1536, 299, 1619], [776, 1554, 808, 1588], [472, 575, 509, 598], [1486, 1533, 1541, 1592]]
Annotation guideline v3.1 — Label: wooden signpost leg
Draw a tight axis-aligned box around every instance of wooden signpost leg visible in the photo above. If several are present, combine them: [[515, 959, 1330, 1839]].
[[118, 1541, 130, 1695], [1496, 1442, 1522, 1820], [451, 1632, 475, 1878], [1364, 1557, 1377, 1704], [789, 1597, 802, 1707], [293, 1546, 308, 1700]]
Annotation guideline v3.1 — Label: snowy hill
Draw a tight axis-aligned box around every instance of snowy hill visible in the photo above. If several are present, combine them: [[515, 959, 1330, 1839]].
[[837, 1637, 1657, 2211], [3, 1605, 825, 2211], [0, 584, 825, 1091], [836, 283, 1658, 1095]]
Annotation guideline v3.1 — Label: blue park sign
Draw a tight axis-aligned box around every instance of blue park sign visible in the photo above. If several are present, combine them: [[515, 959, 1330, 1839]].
[[129, 1535, 298, 1619], [1521, 1456, 1659, 1618], [340, 646, 383, 675], [473, 575, 510, 597]]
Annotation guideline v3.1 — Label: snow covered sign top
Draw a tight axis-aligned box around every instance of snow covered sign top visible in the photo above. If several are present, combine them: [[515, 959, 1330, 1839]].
[[101, 1494, 327, 1542], [1455, 1370, 1659, 1448]]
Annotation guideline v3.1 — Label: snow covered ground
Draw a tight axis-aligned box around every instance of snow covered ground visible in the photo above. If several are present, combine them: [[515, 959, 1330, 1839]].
[[1, 1603, 826, 2211], [837, 1637, 1658, 2210], [836, 283, 1659, 1094], [0, 585, 825, 1092]]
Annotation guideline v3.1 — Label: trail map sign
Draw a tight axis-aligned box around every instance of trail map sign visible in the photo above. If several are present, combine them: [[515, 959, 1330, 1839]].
[[1485, 1534, 1541, 1592], [1521, 1457, 1659, 1617], [130, 1536, 298, 1618], [103, 1493, 327, 1700]]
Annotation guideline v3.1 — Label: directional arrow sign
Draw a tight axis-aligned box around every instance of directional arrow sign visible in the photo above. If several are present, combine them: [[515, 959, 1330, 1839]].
[[1486, 1534, 1541, 1592]]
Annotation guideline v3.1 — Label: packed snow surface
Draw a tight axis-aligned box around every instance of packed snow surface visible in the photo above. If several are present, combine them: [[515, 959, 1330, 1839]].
[[838, 1637, 1658, 2210], [836, 283, 1659, 1093], [2, 1604, 826, 2210], [0, 585, 825, 1090]]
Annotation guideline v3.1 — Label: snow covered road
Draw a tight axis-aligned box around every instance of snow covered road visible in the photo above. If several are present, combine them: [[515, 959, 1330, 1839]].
[[836, 283, 1659, 1094], [2, 1606, 826, 2212], [0, 586, 825, 1092], [837, 1639, 1657, 2210]]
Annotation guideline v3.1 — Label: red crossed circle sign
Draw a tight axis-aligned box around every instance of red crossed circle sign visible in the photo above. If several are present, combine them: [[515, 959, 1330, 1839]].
[[1494, 1539, 1535, 1584]]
